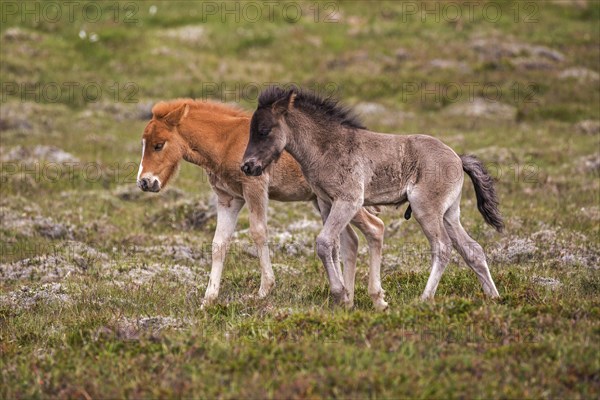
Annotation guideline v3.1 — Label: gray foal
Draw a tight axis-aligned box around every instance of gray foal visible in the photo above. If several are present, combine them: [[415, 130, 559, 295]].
[[242, 87, 503, 307]]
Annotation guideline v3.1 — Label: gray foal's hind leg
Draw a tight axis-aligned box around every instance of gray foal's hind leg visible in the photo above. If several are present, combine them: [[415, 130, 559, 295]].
[[444, 200, 500, 298], [410, 202, 453, 300]]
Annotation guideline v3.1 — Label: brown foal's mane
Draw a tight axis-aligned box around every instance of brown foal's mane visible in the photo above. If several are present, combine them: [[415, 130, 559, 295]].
[[152, 98, 250, 120]]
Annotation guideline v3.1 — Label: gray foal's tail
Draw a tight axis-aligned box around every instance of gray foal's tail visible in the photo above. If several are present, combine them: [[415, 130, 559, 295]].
[[461, 155, 504, 232]]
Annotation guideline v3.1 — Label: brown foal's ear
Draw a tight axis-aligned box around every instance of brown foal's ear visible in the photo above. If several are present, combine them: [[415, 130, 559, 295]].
[[164, 103, 189, 126], [272, 89, 297, 116]]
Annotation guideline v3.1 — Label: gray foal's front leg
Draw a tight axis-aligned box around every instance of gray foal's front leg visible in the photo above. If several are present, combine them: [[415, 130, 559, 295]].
[[314, 199, 359, 308], [315, 199, 344, 281], [315, 199, 363, 308]]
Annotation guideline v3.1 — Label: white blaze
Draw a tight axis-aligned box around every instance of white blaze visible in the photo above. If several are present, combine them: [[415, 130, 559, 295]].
[[137, 139, 146, 182]]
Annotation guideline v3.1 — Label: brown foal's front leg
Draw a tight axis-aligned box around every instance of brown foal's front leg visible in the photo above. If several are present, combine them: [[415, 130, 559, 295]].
[[203, 196, 245, 308]]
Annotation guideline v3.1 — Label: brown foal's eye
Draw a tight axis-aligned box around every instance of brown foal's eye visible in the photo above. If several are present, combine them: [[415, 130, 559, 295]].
[[154, 143, 164, 151]]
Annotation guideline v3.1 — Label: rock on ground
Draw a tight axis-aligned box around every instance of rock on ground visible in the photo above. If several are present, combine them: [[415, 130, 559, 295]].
[[577, 154, 600, 174], [0, 255, 77, 282], [1, 145, 79, 164], [0, 240, 109, 282], [443, 98, 517, 120], [427, 59, 472, 73], [94, 316, 185, 341], [559, 67, 599, 82], [353, 102, 414, 126], [490, 238, 538, 264], [161, 25, 205, 42], [532, 276, 562, 289], [0, 283, 71, 309], [2, 27, 42, 42], [471, 37, 565, 70], [0, 102, 71, 134], [550, 0, 589, 8], [111, 262, 205, 286], [1, 205, 73, 240], [575, 120, 600, 135]]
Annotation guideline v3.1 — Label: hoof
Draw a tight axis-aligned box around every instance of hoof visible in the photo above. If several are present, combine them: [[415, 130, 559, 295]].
[[374, 299, 389, 311], [420, 293, 434, 301], [373, 300, 389, 311], [332, 287, 351, 308], [370, 291, 388, 311], [486, 287, 501, 299], [201, 296, 216, 310], [258, 279, 275, 298]]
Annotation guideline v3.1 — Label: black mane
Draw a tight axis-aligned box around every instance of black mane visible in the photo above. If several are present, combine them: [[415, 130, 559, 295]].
[[258, 86, 366, 129]]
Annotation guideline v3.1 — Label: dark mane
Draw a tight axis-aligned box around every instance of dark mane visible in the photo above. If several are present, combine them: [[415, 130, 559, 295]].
[[258, 86, 366, 129]]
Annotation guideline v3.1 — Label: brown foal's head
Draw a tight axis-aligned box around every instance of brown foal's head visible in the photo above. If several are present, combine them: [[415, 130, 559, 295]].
[[137, 102, 189, 192]]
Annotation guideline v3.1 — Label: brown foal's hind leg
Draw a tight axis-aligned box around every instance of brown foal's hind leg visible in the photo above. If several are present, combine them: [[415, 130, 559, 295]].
[[443, 200, 500, 298], [350, 209, 388, 311], [339, 226, 359, 308], [244, 187, 275, 299]]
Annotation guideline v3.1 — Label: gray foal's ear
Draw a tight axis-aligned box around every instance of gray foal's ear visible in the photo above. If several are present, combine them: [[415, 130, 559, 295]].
[[272, 89, 297, 115]]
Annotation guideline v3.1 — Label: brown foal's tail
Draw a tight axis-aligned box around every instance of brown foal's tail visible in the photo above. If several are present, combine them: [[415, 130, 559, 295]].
[[461, 155, 504, 232]]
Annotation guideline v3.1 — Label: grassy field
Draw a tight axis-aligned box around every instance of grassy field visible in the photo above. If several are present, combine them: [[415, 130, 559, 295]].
[[1, 0, 599, 398]]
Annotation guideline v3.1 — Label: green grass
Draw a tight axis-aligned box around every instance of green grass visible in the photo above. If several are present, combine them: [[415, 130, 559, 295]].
[[1, 0, 599, 398]]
